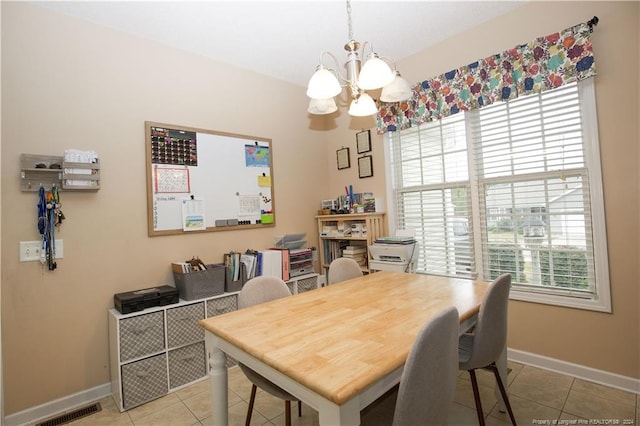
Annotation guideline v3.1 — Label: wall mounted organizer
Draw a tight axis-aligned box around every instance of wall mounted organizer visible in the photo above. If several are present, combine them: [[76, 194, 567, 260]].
[[20, 153, 100, 192]]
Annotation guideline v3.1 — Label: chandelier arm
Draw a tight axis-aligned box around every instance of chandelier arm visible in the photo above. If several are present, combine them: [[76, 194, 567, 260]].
[[307, 0, 402, 116], [359, 40, 373, 60], [319, 51, 350, 85], [378, 55, 398, 71]]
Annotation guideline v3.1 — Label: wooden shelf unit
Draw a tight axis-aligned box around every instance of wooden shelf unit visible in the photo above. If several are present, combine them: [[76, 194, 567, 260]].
[[316, 213, 386, 277]]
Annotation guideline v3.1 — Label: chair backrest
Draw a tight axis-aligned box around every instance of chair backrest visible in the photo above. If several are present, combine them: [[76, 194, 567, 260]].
[[238, 275, 292, 309], [393, 307, 460, 426], [467, 273, 511, 368], [328, 257, 363, 284]]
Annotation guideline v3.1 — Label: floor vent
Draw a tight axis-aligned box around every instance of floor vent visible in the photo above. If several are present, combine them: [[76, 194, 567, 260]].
[[36, 402, 102, 426]]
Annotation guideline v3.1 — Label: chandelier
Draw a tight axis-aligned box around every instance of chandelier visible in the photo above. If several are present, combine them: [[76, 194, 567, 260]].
[[306, 1, 413, 116]]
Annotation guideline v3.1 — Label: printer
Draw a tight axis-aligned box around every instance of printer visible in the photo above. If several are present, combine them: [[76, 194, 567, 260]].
[[368, 233, 419, 273]]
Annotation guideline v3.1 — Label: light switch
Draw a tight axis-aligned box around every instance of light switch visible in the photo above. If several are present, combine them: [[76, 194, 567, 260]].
[[19, 241, 41, 262]]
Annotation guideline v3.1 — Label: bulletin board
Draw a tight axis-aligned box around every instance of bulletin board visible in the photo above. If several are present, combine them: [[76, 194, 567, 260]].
[[145, 121, 275, 237]]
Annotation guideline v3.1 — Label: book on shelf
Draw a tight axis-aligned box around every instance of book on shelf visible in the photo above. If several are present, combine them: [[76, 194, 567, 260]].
[[343, 254, 366, 262], [236, 248, 311, 282], [172, 257, 207, 273], [345, 243, 367, 249], [343, 247, 367, 255], [350, 223, 367, 237], [343, 252, 366, 260], [224, 252, 242, 281], [171, 262, 192, 274], [241, 252, 258, 279]]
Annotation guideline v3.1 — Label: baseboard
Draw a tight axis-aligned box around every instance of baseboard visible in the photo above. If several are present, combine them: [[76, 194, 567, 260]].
[[508, 348, 640, 394], [3, 382, 111, 426]]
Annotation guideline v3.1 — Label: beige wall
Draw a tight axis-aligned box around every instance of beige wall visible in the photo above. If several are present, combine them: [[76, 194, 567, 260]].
[[325, 1, 640, 380], [1, 0, 638, 418], [0, 3, 330, 415]]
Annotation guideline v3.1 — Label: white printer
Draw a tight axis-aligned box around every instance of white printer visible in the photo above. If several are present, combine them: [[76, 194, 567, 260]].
[[368, 230, 419, 273]]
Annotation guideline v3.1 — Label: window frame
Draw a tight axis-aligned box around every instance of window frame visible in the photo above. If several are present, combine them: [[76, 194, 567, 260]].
[[383, 79, 611, 312]]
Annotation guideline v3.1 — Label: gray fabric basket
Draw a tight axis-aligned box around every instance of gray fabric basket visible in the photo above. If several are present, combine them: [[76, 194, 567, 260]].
[[173, 264, 225, 300]]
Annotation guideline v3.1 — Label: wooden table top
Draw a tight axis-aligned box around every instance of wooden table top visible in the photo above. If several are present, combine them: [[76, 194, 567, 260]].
[[199, 271, 490, 405]]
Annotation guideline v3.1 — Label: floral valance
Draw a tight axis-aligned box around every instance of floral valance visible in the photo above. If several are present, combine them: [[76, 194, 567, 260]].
[[376, 20, 597, 134]]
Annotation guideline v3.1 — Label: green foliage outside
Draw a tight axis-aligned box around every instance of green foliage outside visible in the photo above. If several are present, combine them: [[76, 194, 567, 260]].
[[488, 245, 527, 283], [539, 246, 589, 289]]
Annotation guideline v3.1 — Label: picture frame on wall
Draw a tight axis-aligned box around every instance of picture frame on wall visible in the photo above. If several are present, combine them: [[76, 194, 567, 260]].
[[358, 155, 373, 178], [336, 147, 350, 170], [356, 130, 372, 154]]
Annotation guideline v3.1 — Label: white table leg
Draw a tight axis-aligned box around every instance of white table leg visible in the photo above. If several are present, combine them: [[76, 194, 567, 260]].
[[494, 346, 508, 412], [206, 334, 228, 425], [318, 397, 360, 426]]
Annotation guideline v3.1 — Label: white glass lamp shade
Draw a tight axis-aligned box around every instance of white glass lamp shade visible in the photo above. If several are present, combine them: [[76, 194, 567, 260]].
[[308, 97, 338, 115], [348, 93, 378, 117], [357, 53, 395, 90], [306, 67, 342, 99], [380, 72, 413, 102]]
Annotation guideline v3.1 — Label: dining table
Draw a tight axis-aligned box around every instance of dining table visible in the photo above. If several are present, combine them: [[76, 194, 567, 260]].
[[199, 271, 508, 425]]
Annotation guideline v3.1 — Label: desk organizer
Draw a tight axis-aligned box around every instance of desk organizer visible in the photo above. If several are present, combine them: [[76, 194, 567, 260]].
[[173, 264, 225, 301], [224, 264, 247, 293]]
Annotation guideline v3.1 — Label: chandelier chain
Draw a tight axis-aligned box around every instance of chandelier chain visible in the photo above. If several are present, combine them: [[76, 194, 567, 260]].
[[346, 0, 353, 40]]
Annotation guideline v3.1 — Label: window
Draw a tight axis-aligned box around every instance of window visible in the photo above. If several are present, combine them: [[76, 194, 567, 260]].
[[385, 80, 611, 312]]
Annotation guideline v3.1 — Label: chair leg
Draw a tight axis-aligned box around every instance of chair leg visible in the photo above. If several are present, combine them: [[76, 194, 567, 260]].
[[297, 400, 302, 417], [468, 369, 486, 426], [245, 384, 257, 426], [285, 400, 292, 426], [488, 363, 517, 425]]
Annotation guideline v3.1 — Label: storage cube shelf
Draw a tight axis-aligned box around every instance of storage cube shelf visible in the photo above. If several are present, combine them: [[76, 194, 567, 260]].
[[109, 295, 232, 412], [108, 272, 319, 411]]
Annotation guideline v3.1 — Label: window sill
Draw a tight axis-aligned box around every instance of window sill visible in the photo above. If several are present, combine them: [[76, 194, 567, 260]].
[[510, 288, 612, 313]]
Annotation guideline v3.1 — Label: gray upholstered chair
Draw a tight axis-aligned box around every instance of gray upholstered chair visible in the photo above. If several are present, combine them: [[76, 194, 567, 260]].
[[458, 273, 517, 426], [361, 306, 460, 426], [237, 276, 302, 426], [328, 257, 363, 284]]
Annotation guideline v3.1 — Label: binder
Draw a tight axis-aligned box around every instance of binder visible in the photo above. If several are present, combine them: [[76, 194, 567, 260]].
[[256, 251, 264, 276], [269, 250, 282, 280], [270, 248, 290, 281], [257, 250, 283, 279]]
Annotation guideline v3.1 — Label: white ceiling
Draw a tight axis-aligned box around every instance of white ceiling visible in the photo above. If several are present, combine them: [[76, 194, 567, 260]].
[[31, 1, 526, 87]]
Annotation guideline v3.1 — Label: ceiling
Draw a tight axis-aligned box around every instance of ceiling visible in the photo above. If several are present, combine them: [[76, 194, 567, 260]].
[[31, 1, 526, 87]]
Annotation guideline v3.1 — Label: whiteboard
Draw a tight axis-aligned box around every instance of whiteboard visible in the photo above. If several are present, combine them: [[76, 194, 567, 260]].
[[145, 122, 275, 236]]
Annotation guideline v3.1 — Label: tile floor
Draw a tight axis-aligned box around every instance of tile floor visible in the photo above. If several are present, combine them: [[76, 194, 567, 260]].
[[63, 362, 638, 426]]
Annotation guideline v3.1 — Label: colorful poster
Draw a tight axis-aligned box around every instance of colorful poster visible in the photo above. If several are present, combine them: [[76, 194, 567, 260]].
[[245, 144, 270, 167]]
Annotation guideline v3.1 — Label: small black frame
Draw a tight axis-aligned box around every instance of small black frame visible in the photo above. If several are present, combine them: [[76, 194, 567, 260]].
[[358, 155, 373, 178], [336, 147, 350, 170], [356, 130, 372, 154]]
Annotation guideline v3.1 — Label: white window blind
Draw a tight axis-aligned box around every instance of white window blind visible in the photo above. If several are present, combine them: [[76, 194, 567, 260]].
[[386, 80, 610, 311], [389, 113, 474, 278]]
